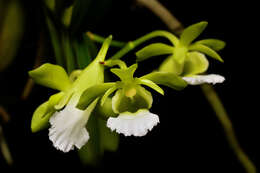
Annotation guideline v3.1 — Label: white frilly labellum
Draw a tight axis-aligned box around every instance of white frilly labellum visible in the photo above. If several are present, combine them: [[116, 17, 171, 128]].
[[182, 74, 225, 85], [107, 109, 159, 137], [49, 100, 97, 152]]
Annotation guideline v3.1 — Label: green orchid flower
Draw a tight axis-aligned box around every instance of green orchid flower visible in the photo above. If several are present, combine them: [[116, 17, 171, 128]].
[[29, 36, 112, 152], [77, 62, 187, 136], [136, 21, 225, 85]]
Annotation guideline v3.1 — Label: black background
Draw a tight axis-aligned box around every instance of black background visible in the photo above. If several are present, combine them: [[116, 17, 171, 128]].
[[0, 0, 259, 172]]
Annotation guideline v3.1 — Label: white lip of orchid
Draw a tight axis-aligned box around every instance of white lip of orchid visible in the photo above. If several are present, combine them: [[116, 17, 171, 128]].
[[182, 74, 225, 85], [48, 99, 98, 152], [107, 109, 159, 137]]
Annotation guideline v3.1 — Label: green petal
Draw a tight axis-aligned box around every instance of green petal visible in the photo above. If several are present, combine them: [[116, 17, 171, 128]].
[[159, 55, 183, 75], [29, 63, 72, 91], [136, 43, 174, 62], [110, 64, 137, 81], [195, 39, 226, 51], [180, 21, 208, 46], [189, 44, 224, 62], [77, 83, 116, 110], [182, 52, 209, 76], [100, 85, 118, 106], [138, 79, 164, 95], [96, 97, 117, 118], [31, 101, 55, 133], [140, 71, 187, 90]]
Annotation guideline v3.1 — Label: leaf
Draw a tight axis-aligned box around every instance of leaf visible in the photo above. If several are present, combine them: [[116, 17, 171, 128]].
[[180, 21, 208, 46], [189, 44, 224, 62], [136, 43, 174, 61], [140, 71, 187, 91], [46, 17, 64, 66], [77, 83, 116, 110], [62, 33, 76, 74], [29, 63, 72, 91], [195, 39, 226, 51], [73, 34, 92, 69], [137, 79, 164, 95], [182, 52, 209, 76]]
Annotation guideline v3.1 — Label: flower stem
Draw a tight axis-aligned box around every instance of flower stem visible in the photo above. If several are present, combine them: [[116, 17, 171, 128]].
[[110, 30, 178, 60], [201, 84, 256, 173], [87, 32, 126, 48]]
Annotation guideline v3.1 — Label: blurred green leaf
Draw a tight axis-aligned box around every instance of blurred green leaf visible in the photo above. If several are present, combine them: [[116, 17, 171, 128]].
[[73, 34, 93, 69], [46, 17, 64, 66], [136, 43, 174, 62], [0, 0, 24, 71], [98, 119, 119, 152], [79, 113, 102, 166], [180, 21, 208, 46], [62, 33, 76, 74]]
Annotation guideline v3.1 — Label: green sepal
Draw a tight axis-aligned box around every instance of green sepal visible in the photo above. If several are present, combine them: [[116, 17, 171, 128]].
[[195, 39, 226, 51], [137, 79, 164, 95], [31, 92, 64, 132], [100, 85, 118, 106], [182, 52, 209, 76], [136, 43, 174, 62], [110, 64, 137, 81], [31, 101, 55, 133], [29, 63, 72, 91], [180, 21, 208, 46], [189, 44, 224, 62], [77, 83, 116, 110], [112, 86, 153, 114], [96, 98, 117, 118], [140, 71, 187, 90], [54, 90, 74, 110]]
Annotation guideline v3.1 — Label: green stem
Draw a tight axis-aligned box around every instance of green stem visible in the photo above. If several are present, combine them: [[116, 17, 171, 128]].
[[87, 30, 179, 60], [104, 59, 127, 69], [87, 32, 126, 48], [201, 84, 256, 173], [110, 30, 179, 60]]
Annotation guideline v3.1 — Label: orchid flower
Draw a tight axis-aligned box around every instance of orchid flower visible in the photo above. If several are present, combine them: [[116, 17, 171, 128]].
[[77, 63, 187, 137], [29, 36, 112, 152], [136, 21, 225, 85]]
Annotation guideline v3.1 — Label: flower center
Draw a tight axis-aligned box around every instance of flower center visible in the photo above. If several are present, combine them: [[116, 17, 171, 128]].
[[125, 88, 136, 98]]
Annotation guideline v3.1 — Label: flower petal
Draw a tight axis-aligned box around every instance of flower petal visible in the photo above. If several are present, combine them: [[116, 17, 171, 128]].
[[107, 109, 159, 137], [49, 99, 98, 152], [183, 74, 225, 85]]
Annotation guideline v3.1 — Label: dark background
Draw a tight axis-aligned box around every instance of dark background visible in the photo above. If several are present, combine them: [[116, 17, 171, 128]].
[[0, 0, 259, 172]]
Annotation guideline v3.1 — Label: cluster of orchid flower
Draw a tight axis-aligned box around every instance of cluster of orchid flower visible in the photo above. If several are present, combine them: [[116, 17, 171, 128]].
[[29, 21, 225, 153]]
